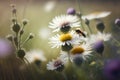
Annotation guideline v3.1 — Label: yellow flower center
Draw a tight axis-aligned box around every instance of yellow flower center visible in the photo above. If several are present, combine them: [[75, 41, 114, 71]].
[[71, 46, 84, 55], [60, 33, 72, 42]]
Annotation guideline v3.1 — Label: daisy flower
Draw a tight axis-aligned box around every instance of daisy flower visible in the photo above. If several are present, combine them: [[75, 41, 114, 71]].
[[89, 32, 111, 43], [70, 43, 92, 61], [49, 31, 83, 49], [89, 32, 111, 54], [24, 50, 46, 65], [47, 56, 67, 72], [59, 43, 92, 66], [49, 15, 80, 32]]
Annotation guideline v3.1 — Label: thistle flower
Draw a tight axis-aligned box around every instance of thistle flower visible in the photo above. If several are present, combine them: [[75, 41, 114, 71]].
[[0, 38, 14, 58], [93, 40, 104, 54], [89, 32, 111, 54], [104, 59, 120, 80], [49, 31, 82, 49], [47, 56, 67, 72], [24, 50, 46, 66], [67, 8, 76, 15], [49, 15, 80, 33]]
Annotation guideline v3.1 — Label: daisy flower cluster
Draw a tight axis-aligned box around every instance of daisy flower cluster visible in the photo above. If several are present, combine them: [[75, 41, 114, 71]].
[[47, 7, 112, 74]]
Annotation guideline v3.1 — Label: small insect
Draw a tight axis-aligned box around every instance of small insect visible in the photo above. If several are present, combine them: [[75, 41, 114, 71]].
[[75, 28, 86, 37]]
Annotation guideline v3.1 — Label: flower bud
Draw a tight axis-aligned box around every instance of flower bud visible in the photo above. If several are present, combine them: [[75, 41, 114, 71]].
[[28, 33, 34, 39], [96, 21, 105, 32], [12, 8, 17, 14], [22, 19, 29, 26], [12, 23, 21, 33], [20, 30, 24, 36], [6, 35, 13, 41], [67, 8, 76, 15], [73, 56, 83, 66], [11, 18, 16, 23], [10, 4, 16, 8], [17, 49, 26, 59], [93, 40, 104, 55]]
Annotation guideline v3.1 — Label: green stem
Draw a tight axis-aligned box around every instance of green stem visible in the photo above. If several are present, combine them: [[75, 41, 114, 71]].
[[77, 0, 85, 31], [87, 24, 93, 34], [20, 36, 29, 47], [61, 72, 68, 80], [113, 38, 120, 46]]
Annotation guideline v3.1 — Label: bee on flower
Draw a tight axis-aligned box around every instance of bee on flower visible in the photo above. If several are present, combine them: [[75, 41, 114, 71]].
[[49, 31, 85, 51], [49, 15, 80, 33], [75, 28, 87, 37]]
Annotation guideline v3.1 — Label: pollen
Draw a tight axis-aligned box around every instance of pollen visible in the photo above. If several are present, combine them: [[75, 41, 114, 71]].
[[71, 46, 84, 55], [60, 33, 72, 42]]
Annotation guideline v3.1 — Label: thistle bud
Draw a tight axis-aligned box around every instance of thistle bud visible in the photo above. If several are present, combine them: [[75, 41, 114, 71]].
[[10, 4, 16, 8], [22, 19, 29, 26], [12, 23, 21, 33], [67, 8, 76, 15], [17, 49, 26, 59], [96, 21, 105, 32], [73, 56, 83, 66], [12, 8, 17, 14], [6, 35, 13, 41], [28, 33, 34, 39], [20, 30, 24, 35], [93, 40, 104, 55], [11, 18, 16, 23]]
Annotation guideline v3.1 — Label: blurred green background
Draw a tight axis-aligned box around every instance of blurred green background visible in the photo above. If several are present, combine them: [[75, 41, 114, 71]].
[[0, 0, 120, 80], [0, 0, 120, 58]]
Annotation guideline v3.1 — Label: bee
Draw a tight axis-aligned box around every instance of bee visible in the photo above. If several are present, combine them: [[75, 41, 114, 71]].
[[75, 28, 86, 38]]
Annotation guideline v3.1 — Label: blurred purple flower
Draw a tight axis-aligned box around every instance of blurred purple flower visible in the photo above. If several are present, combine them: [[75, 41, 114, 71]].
[[67, 8, 76, 15], [0, 38, 14, 58], [115, 18, 120, 27], [104, 59, 120, 80], [93, 40, 104, 55]]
